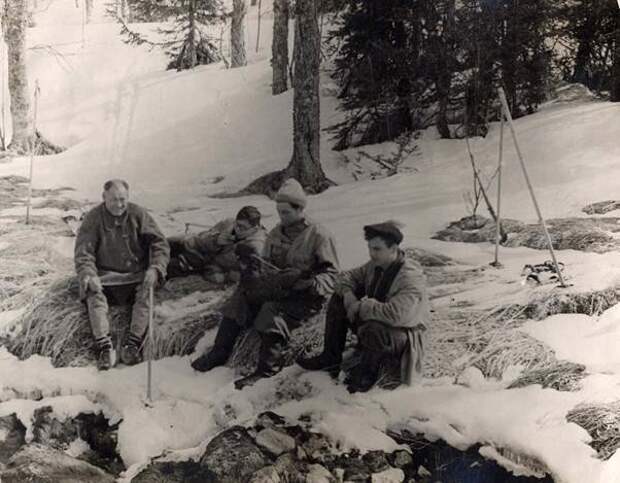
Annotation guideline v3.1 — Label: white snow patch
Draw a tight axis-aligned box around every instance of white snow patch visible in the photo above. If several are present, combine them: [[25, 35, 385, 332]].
[[65, 437, 91, 458]]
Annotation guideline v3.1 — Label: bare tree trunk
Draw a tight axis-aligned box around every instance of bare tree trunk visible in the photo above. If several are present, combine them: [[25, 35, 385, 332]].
[[612, 7, 620, 102], [251, 0, 257, 5], [286, 0, 330, 193], [120, 0, 132, 22], [187, 0, 197, 68], [272, 0, 289, 94], [4, 0, 31, 152], [86, 0, 94, 23], [231, 0, 247, 67]]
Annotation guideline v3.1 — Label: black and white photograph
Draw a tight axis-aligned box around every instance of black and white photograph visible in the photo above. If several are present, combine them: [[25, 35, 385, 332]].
[[0, 0, 619, 481]]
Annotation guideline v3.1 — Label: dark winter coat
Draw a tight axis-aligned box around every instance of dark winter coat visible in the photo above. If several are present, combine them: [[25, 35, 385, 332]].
[[75, 203, 170, 297]]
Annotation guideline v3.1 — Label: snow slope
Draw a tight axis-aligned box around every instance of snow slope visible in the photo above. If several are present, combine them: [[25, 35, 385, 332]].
[[1, 1, 620, 482]]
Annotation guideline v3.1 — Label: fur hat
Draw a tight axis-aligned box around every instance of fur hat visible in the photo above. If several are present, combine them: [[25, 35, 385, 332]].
[[275, 178, 307, 208]]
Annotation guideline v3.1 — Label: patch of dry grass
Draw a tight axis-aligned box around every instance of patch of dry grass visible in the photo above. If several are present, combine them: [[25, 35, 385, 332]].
[[567, 402, 620, 460]]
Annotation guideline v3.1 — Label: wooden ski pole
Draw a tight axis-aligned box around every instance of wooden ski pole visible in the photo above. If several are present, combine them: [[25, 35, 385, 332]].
[[26, 81, 41, 225], [146, 285, 154, 403], [255, 0, 262, 52], [491, 109, 504, 267], [497, 87, 567, 287]]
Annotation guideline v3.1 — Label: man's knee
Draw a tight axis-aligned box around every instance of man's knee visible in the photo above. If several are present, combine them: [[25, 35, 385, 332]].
[[326, 294, 346, 320], [358, 321, 407, 356], [253, 302, 278, 332], [254, 302, 289, 339]]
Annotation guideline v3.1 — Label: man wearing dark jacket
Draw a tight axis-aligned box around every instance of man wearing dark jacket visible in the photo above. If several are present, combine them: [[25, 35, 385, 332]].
[[191, 178, 340, 389], [297, 221, 430, 392], [75, 179, 170, 370]]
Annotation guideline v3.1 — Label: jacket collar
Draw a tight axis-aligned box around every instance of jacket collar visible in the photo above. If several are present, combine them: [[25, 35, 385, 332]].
[[367, 249, 405, 272], [101, 203, 129, 231]]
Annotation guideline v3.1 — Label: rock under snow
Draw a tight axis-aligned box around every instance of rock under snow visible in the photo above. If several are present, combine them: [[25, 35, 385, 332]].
[[1, 443, 115, 482], [255, 427, 297, 457]]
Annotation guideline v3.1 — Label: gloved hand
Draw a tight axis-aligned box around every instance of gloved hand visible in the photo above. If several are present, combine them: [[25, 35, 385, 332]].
[[143, 267, 159, 289]]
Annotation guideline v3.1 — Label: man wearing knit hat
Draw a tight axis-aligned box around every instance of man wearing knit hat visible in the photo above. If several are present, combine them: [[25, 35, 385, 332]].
[[191, 178, 340, 389], [297, 220, 430, 393]]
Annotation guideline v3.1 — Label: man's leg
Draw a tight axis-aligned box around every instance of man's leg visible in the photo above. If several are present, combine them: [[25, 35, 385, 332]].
[[191, 286, 251, 372], [349, 321, 409, 392], [191, 317, 242, 372], [118, 283, 148, 365], [235, 294, 323, 389], [86, 290, 115, 370], [297, 294, 350, 374], [167, 238, 195, 279]]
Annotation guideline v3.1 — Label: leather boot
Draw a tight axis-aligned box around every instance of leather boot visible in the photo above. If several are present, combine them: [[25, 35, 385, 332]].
[[234, 334, 285, 390], [191, 318, 241, 372], [296, 294, 348, 377], [345, 350, 381, 393]]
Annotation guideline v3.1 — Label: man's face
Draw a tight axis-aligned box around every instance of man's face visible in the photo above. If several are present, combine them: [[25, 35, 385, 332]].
[[234, 219, 254, 238], [367, 237, 397, 266], [276, 202, 303, 226], [103, 185, 129, 217]]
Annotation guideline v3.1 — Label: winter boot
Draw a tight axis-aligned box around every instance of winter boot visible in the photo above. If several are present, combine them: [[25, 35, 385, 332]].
[[191, 318, 241, 372], [234, 334, 285, 390], [96, 336, 116, 371], [345, 351, 381, 394], [296, 353, 341, 378], [120, 334, 143, 366]]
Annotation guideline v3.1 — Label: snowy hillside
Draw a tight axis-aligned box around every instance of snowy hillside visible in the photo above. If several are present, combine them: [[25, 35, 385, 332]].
[[1, 1, 620, 482]]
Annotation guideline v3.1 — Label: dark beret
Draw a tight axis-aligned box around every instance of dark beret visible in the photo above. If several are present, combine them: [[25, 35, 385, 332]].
[[363, 221, 404, 245]]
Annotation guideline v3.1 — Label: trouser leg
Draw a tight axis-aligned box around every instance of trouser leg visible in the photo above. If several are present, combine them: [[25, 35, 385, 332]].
[[129, 282, 150, 341], [357, 321, 409, 358], [321, 294, 351, 364], [86, 290, 110, 341], [192, 317, 243, 372], [349, 320, 409, 391]]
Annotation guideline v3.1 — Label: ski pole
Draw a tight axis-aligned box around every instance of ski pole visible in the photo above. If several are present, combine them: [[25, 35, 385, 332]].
[[146, 285, 154, 403], [497, 87, 567, 287], [491, 108, 504, 267], [250, 254, 282, 272], [25, 81, 40, 225]]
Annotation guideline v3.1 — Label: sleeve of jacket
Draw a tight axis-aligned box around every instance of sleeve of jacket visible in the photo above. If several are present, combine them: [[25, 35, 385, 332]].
[[358, 271, 426, 328], [140, 209, 170, 280], [74, 209, 100, 281], [337, 264, 367, 297], [309, 227, 340, 297]]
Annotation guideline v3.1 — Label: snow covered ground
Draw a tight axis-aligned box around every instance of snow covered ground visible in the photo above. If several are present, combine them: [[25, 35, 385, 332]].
[[1, 1, 620, 482]]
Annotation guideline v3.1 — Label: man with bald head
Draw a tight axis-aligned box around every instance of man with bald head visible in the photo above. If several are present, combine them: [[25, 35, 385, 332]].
[[75, 179, 170, 370]]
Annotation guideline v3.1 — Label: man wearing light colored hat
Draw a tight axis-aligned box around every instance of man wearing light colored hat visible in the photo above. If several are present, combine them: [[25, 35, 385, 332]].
[[191, 178, 340, 389]]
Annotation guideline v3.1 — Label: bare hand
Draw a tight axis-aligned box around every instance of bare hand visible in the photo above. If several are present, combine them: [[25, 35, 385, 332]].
[[83, 275, 102, 293], [346, 301, 360, 323], [143, 267, 159, 288], [343, 291, 358, 309]]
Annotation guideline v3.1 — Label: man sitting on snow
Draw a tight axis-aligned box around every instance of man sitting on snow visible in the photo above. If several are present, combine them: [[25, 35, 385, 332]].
[[297, 221, 430, 393], [191, 178, 340, 389], [74, 179, 170, 371], [166, 206, 267, 283]]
